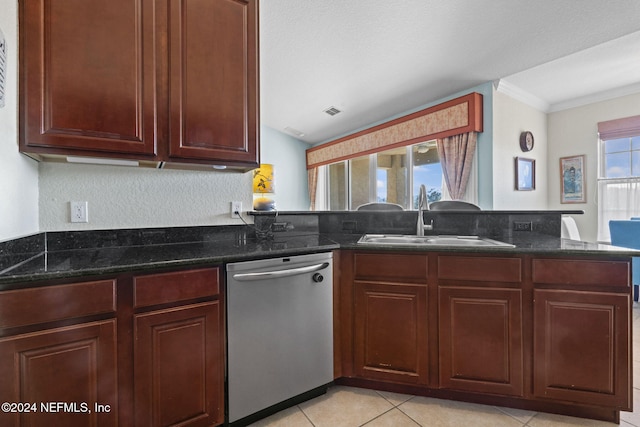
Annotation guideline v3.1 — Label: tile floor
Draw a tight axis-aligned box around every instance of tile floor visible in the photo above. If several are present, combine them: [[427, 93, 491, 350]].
[[249, 303, 640, 427]]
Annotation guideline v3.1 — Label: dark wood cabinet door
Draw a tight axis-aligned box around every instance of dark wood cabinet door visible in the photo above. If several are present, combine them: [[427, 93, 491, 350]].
[[168, 0, 259, 167], [438, 286, 524, 396], [354, 281, 428, 384], [20, 0, 157, 157], [134, 301, 223, 427], [0, 320, 118, 427], [533, 289, 631, 409]]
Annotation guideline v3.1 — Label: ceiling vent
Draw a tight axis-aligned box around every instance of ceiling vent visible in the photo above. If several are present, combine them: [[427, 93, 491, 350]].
[[323, 106, 342, 116]]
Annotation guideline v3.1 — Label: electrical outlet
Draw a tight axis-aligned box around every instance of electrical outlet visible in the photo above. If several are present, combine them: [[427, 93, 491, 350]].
[[513, 221, 532, 231], [271, 222, 288, 232], [70, 201, 88, 223], [230, 201, 242, 219]]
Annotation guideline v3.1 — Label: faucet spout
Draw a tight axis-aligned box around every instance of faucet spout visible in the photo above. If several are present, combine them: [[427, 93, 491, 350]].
[[416, 184, 433, 236]]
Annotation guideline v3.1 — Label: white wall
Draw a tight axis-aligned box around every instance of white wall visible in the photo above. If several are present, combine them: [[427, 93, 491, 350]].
[[492, 90, 548, 209], [39, 163, 253, 231], [547, 92, 640, 242], [37, 125, 310, 231], [0, 0, 39, 241], [260, 126, 309, 210]]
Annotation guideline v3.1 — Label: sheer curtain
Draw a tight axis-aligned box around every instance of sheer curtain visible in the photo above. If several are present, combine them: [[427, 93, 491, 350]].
[[436, 132, 477, 200], [597, 178, 640, 242]]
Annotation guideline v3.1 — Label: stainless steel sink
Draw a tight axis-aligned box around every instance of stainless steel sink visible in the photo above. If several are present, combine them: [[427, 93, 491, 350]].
[[357, 234, 515, 248]]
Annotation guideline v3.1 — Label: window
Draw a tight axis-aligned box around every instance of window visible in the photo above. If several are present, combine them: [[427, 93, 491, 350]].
[[376, 147, 408, 207], [324, 140, 443, 210], [597, 116, 640, 242], [412, 142, 442, 208], [350, 155, 372, 210], [327, 162, 346, 210], [601, 136, 640, 178]]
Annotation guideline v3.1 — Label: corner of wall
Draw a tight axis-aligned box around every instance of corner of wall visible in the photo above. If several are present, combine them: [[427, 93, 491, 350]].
[[0, 0, 40, 241]]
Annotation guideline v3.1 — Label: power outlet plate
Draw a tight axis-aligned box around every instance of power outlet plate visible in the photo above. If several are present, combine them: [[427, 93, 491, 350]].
[[271, 222, 288, 232], [513, 221, 532, 231], [70, 201, 89, 223], [230, 201, 242, 219]]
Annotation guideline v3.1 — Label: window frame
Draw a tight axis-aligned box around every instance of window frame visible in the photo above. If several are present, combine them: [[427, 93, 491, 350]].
[[596, 133, 640, 242]]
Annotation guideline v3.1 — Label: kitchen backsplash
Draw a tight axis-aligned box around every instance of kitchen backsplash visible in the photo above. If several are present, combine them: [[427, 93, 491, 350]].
[[1, 210, 572, 268]]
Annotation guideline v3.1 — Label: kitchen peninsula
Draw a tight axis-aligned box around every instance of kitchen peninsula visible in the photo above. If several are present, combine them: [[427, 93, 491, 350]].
[[0, 210, 636, 425]]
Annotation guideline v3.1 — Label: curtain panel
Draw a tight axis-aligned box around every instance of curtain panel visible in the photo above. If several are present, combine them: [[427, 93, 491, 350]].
[[307, 167, 319, 211], [437, 132, 477, 200]]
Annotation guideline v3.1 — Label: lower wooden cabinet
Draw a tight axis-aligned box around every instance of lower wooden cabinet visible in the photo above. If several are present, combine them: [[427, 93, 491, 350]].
[[533, 289, 631, 409], [0, 266, 223, 427], [340, 250, 633, 423], [131, 268, 224, 427], [354, 281, 428, 384], [134, 301, 223, 427], [438, 286, 523, 396], [0, 320, 118, 427]]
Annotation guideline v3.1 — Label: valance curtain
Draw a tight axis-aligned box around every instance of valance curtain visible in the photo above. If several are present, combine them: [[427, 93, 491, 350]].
[[306, 93, 483, 169], [436, 132, 477, 200]]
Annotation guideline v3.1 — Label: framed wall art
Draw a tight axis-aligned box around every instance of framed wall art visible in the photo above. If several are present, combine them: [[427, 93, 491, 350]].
[[560, 155, 586, 203], [515, 157, 535, 191]]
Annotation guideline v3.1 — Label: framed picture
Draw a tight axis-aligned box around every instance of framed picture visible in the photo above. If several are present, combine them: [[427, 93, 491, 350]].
[[560, 155, 586, 203], [515, 157, 535, 191]]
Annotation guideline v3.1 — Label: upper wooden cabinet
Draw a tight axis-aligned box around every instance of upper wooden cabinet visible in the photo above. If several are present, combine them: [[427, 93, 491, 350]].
[[19, 0, 259, 170], [167, 0, 259, 166]]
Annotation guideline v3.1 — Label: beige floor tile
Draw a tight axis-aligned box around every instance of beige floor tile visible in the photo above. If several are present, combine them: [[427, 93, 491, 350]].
[[621, 421, 638, 427], [398, 396, 522, 427], [363, 408, 421, 426], [248, 405, 313, 427], [299, 386, 393, 427], [494, 405, 537, 424], [621, 388, 640, 427], [633, 360, 640, 386], [375, 390, 414, 406], [527, 412, 618, 426]]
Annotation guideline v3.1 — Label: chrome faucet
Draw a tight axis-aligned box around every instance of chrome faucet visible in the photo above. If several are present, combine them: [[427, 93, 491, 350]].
[[416, 184, 433, 236]]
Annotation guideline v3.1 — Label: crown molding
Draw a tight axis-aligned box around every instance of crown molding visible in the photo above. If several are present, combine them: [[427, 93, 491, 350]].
[[548, 82, 640, 113], [493, 79, 550, 112]]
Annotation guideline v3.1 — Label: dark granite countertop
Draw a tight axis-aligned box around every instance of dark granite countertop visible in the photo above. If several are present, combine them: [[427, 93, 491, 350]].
[[0, 234, 339, 289], [1, 232, 638, 289], [329, 232, 640, 256]]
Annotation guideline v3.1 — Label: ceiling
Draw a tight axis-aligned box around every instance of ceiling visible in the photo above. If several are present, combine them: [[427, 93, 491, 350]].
[[259, 0, 640, 145]]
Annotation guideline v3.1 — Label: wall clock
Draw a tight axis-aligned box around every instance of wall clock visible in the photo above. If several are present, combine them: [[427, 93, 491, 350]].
[[520, 131, 534, 152]]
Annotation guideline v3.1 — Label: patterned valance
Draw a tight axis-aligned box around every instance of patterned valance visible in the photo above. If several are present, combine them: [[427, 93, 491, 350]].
[[306, 92, 483, 169]]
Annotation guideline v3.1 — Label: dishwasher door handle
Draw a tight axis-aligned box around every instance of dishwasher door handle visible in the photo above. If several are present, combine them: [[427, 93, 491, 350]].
[[232, 262, 330, 282]]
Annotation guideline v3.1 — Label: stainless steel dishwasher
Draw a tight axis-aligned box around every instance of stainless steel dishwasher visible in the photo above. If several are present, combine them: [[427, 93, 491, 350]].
[[226, 252, 333, 426]]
